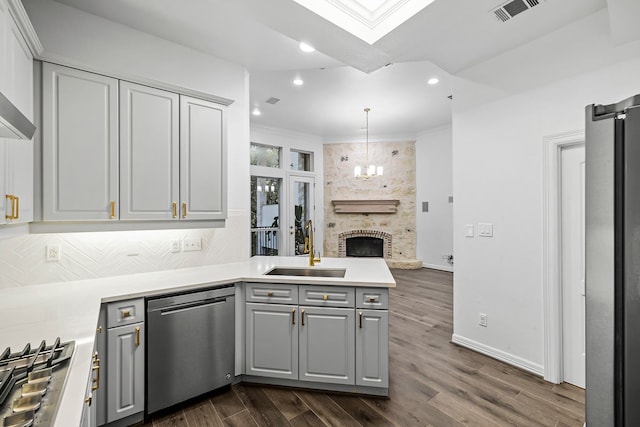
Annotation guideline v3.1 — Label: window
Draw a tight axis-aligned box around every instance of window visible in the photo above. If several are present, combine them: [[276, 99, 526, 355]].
[[290, 150, 312, 171], [251, 143, 281, 168], [251, 176, 281, 256]]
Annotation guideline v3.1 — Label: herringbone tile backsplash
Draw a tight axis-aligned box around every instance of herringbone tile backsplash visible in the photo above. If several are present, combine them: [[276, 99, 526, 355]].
[[0, 210, 249, 288]]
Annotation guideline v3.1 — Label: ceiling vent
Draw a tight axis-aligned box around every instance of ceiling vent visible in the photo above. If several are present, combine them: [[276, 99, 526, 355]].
[[265, 97, 280, 104], [493, 0, 540, 22]]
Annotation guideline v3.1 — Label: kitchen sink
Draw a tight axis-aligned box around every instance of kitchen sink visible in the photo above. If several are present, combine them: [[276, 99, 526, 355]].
[[264, 267, 347, 278]]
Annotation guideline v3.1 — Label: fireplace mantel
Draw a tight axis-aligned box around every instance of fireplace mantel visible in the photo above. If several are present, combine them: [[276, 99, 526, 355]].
[[332, 200, 399, 214]]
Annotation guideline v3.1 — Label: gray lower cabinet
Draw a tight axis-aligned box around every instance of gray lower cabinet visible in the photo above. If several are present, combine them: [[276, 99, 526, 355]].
[[299, 306, 355, 385], [245, 302, 298, 380], [356, 309, 389, 388], [106, 322, 145, 423], [245, 283, 388, 393]]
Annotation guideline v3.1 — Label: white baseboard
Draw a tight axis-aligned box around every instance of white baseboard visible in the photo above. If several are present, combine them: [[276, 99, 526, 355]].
[[451, 334, 544, 376], [423, 263, 454, 272]]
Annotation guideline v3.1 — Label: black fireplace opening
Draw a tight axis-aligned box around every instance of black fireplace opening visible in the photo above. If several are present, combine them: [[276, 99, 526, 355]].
[[346, 236, 384, 257]]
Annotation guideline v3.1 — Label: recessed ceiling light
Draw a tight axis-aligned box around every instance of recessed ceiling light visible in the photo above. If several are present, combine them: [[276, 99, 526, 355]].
[[299, 42, 315, 53], [428, 77, 439, 85], [252, 108, 261, 116], [293, 78, 304, 86]]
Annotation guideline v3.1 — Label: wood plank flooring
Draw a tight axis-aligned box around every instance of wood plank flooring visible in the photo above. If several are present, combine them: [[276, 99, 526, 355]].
[[140, 268, 585, 427]]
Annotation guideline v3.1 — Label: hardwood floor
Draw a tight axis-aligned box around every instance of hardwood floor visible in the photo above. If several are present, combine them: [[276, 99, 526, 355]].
[[141, 268, 585, 427]]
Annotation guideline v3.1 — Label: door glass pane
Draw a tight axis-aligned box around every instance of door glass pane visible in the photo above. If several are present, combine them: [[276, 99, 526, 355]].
[[292, 181, 311, 255], [250, 143, 280, 168], [290, 150, 312, 171], [251, 176, 281, 256]]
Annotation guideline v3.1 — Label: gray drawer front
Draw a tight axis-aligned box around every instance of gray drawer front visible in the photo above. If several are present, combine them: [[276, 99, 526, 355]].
[[299, 286, 355, 308], [107, 298, 144, 328], [245, 283, 298, 304], [356, 288, 389, 309]]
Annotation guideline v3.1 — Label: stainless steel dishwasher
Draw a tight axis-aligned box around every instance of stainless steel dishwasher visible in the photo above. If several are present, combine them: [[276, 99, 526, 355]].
[[146, 284, 235, 414]]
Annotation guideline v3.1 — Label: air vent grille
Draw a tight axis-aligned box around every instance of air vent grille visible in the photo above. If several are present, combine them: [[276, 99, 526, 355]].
[[265, 97, 280, 104], [492, 0, 542, 22]]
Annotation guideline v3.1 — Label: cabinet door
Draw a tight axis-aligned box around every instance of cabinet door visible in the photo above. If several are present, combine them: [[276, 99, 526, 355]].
[[120, 82, 179, 220], [107, 323, 144, 422], [299, 306, 355, 385], [5, 139, 33, 223], [5, 12, 32, 119], [356, 309, 388, 388], [246, 303, 298, 380], [179, 96, 226, 220], [0, 140, 5, 225], [42, 63, 119, 220]]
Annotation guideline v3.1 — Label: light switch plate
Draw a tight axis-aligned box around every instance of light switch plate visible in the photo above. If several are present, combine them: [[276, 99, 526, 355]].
[[478, 223, 494, 237], [465, 224, 474, 238]]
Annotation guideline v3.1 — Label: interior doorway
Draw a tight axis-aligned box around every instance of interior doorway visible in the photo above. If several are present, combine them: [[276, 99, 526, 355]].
[[560, 144, 586, 388], [542, 131, 585, 387]]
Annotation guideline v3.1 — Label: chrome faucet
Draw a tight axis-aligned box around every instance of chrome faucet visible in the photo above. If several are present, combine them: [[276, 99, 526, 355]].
[[304, 219, 321, 266]]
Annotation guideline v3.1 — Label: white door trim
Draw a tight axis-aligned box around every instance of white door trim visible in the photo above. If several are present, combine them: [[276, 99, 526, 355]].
[[542, 130, 585, 383]]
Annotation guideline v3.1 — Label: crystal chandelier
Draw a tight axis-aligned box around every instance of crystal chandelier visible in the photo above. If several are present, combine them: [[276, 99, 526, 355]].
[[354, 108, 383, 178]]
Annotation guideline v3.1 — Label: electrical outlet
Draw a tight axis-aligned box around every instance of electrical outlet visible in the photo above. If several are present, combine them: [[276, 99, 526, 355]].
[[171, 240, 181, 253], [183, 238, 202, 252], [479, 313, 488, 327], [46, 244, 61, 262]]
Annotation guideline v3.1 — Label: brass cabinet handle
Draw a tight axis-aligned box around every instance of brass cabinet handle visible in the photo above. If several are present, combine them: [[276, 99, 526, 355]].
[[267, 291, 274, 297], [182, 202, 187, 218], [121, 309, 131, 318], [368, 296, 377, 303], [323, 294, 328, 301], [301, 309, 305, 326], [14, 196, 19, 219], [5, 195, 16, 220], [359, 312, 363, 329], [172, 202, 177, 218], [135, 326, 140, 347], [96, 325, 102, 334], [292, 308, 296, 325], [85, 394, 92, 406], [91, 361, 100, 391], [110, 201, 116, 219]]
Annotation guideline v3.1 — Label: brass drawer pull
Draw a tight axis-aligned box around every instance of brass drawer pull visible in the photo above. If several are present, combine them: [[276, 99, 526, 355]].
[[182, 202, 187, 218], [91, 361, 100, 391], [135, 326, 140, 346], [267, 291, 274, 297], [172, 202, 177, 218], [369, 296, 377, 302], [85, 394, 92, 406], [292, 308, 296, 325], [323, 294, 329, 301], [110, 201, 116, 219], [121, 309, 131, 318]]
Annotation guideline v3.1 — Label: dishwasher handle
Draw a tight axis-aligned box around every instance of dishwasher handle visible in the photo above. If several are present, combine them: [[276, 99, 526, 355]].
[[159, 297, 229, 316]]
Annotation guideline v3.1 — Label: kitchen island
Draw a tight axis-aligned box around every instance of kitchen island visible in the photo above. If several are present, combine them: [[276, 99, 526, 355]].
[[0, 256, 395, 426]]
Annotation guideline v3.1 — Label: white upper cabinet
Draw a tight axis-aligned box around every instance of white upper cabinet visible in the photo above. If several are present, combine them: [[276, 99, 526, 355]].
[[120, 82, 179, 220], [42, 63, 119, 221], [180, 96, 226, 220]]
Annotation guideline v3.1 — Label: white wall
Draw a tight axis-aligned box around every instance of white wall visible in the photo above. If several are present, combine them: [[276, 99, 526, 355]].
[[250, 125, 324, 254], [0, 0, 250, 288], [452, 56, 640, 373], [415, 125, 453, 271]]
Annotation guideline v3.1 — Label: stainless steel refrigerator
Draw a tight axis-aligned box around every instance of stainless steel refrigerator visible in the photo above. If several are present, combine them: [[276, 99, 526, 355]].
[[586, 94, 640, 426]]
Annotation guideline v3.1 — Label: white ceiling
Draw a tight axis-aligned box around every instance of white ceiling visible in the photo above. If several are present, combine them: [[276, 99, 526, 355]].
[[51, 0, 632, 139]]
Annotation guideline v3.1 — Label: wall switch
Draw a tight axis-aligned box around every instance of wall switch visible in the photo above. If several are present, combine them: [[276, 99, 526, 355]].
[[465, 224, 474, 238], [479, 313, 488, 327], [478, 223, 493, 237], [46, 245, 61, 262], [171, 240, 181, 253], [184, 238, 202, 252]]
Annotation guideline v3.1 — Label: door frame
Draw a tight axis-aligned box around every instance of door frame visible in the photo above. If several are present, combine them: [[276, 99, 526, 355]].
[[542, 130, 585, 383]]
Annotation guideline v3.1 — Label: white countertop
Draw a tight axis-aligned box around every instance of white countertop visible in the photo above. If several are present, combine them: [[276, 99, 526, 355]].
[[0, 256, 395, 426]]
